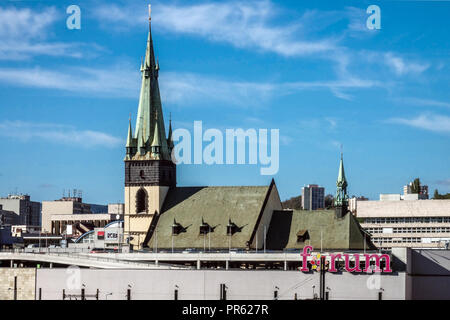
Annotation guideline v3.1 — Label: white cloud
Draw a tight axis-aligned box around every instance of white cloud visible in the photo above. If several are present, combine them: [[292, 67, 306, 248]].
[[0, 62, 381, 103], [0, 6, 95, 60], [95, 1, 337, 57], [386, 113, 450, 133], [395, 97, 450, 109], [384, 52, 429, 76], [0, 6, 58, 39], [0, 65, 139, 97], [0, 121, 122, 148]]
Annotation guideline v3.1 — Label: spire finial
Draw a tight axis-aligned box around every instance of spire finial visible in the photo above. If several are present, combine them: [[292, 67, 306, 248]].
[[148, 4, 152, 21]]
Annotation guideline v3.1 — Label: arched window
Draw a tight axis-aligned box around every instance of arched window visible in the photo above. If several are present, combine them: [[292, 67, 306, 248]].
[[136, 188, 148, 213]]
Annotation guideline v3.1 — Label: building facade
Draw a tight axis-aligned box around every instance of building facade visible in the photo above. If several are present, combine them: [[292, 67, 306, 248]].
[[41, 197, 92, 233], [0, 194, 41, 227], [301, 185, 325, 210], [357, 199, 450, 249]]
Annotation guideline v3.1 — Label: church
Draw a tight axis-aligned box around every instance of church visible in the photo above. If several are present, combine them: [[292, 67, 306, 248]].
[[123, 12, 374, 252]]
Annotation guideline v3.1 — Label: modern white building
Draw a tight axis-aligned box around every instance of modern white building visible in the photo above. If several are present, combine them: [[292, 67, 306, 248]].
[[356, 199, 450, 249]]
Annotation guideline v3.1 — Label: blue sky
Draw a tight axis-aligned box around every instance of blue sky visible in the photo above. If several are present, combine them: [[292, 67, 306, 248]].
[[0, 0, 449, 204]]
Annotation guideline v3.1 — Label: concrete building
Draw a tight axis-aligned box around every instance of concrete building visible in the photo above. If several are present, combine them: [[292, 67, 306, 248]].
[[49, 213, 114, 237], [108, 203, 125, 215], [41, 197, 92, 233], [356, 199, 450, 249], [301, 185, 325, 210], [0, 205, 18, 225], [0, 194, 41, 227], [349, 196, 368, 214]]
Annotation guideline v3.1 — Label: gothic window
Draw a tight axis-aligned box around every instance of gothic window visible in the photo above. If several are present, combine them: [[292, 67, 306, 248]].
[[136, 188, 148, 213], [140, 170, 145, 180]]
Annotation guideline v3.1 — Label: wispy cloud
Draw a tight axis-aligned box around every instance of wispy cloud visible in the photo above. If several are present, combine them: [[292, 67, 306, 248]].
[[436, 179, 450, 187], [386, 113, 450, 133], [91, 1, 424, 101], [0, 6, 98, 60], [0, 63, 381, 103], [0, 121, 122, 148], [383, 52, 429, 76], [395, 97, 450, 109], [95, 1, 337, 57], [0, 65, 139, 97]]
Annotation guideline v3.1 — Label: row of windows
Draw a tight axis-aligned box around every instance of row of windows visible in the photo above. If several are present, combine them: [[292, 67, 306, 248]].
[[364, 217, 450, 224], [373, 237, 422, 243], [366, 227, 450, 234]]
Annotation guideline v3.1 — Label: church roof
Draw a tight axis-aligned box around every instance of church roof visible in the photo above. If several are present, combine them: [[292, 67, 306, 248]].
[[145, 185, 274, 249], [266, 209, 375, 251]]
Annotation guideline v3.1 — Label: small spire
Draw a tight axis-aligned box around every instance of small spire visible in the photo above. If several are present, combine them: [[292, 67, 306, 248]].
[[151, 112, 161, 159], [126, 116, 133, 148], [148, 4, 152, 21], [167, 113, 174, 150]]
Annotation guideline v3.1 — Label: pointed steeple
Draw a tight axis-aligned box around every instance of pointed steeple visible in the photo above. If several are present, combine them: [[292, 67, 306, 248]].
[[337, 153, 347, 188], [167, 113, 174, 151], [132, 6, 170, 161], [151, 112, 161, 159], [126, 117, 133, 148], [334, 152, 349, 213]]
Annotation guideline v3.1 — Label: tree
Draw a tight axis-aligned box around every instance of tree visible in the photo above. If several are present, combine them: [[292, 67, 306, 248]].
[[325, 194, 334, 209], [411, 178, 421, 194], [281, 195, 302, 210], [433, 190, 450, 200]]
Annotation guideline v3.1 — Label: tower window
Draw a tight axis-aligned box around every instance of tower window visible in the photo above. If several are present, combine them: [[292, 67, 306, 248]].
[[140, 170, 145, 179], [136, 188, 148, 213]]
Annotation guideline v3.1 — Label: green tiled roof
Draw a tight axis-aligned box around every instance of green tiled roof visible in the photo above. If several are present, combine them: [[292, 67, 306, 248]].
[[146, 186, 271, 249], [266, 209, 375, 251]]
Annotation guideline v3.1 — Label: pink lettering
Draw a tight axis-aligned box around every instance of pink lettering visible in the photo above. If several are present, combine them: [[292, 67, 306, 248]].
[[344, 254, 362, 272], [301, 245, 313, 272], [329, 253, 342, 272]]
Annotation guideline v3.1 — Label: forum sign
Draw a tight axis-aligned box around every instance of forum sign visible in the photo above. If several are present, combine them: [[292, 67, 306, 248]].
[[301, 246, 392, 273]]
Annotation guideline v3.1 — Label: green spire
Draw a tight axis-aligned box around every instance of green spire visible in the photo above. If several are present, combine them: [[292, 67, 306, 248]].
[[151, 115, 161, 148], [151, 114, 161, 160], [126, 117, 133, 148], [129, 8, 171, 161], [334, 153, 349, 207]]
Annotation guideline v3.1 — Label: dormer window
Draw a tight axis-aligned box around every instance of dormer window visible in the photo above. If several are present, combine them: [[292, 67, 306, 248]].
[[296, 230, 309, 243], [200, 218, 211, 235], [172, 219, 184, 235], [227, 219, 240, 236]]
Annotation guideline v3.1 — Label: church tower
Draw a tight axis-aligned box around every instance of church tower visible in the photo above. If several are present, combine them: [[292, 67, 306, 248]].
[[334, 153, 349, 219], [124, 6, 176, 249]]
